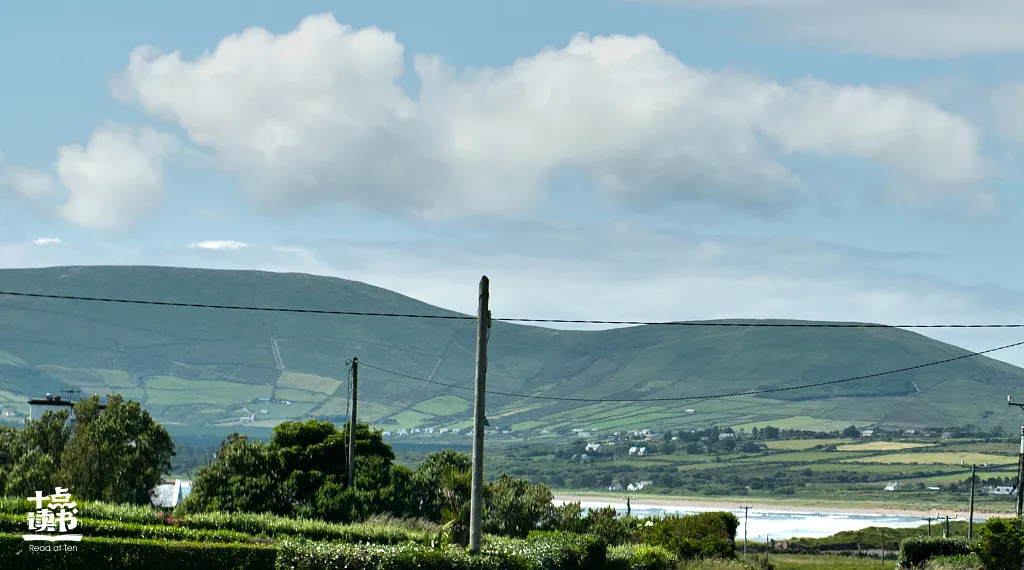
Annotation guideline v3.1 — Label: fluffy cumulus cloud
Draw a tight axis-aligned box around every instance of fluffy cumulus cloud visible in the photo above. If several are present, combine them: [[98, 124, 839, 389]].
[[110, 13, 990, 220], [56, 126, 177, 231], [0, 126, 177, 232], [644, 0, 1024, 57]]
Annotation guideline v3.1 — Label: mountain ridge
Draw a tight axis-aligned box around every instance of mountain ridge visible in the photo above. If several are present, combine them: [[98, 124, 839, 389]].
[[0, 265, 1016, 434]]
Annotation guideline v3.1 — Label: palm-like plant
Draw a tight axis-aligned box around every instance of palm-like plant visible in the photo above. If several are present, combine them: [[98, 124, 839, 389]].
[[434, 465, 472, 547]]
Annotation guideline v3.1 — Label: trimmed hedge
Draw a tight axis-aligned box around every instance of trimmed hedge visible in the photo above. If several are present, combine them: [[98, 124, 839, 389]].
[[178, 511, 430, 545], [277, 532, 608, 570], [0, 513, 261, 544], [0, 532, 278, 570], [607, 544, 677, 570], [0, 500, 430, 546], [897, 537, 971, 568]]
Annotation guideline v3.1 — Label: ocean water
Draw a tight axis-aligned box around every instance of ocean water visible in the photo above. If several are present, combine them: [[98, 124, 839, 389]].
[[554, 499, 972, 540]]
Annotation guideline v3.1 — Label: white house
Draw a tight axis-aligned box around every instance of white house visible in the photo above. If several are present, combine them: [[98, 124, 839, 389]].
[[861, 430, 874, 437], [986, 486, 1015, 495], [585, 443, 601, 451], [628, 446, 638, 455], [885, 482, 903, 492], [637, 447, 647, 456], [608, 482, 623, 490], [684, 409, 696, 415], [150, 479, 192, 509]]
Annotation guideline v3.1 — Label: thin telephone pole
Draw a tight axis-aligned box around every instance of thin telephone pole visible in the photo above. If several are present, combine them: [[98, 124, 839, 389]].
[[346, 357, 358, 488], [961, 461, 988, 540], [881, 528, 885, 567], [468, 276, 491, 553], [921, 517, 934, 537], [740, 506, 752, 556]]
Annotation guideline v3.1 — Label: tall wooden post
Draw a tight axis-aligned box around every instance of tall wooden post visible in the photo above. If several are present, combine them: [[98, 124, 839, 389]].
[[468, 276, 490, 553], [346, 357, 358, 488]]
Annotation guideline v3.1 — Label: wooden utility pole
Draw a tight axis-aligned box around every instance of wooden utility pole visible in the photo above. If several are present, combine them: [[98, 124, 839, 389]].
[[961, 461, 988, 540], [740, 506, 751, 556], [468, 276, 490, 553], [346, 357, 358, 489], [1008, 397, 1024, 520], [881, 528, 885, 567], [921, 517, 934, 537]]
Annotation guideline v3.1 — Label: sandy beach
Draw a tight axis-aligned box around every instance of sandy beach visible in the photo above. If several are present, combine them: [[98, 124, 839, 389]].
[[552, 493, 1010, 519]]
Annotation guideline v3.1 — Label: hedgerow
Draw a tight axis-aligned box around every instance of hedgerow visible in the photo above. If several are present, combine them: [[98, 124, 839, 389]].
[[897, 537, 971, 569], [0, 498, 430, 545], [0, 532, 278, 570], [277, 531, 608, 570]]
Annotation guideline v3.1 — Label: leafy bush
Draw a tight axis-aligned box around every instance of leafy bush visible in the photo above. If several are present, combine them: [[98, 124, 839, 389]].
[[643, 512, 738, 560], [607, 544, 677, 570], [897, 537, 971, 568], [0, 532, 277, 570], [974, 517, 1024, 570], [524, 530, 607, 569]]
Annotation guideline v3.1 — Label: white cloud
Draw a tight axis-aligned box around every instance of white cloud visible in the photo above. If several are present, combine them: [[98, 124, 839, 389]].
[[31, 238, 62, 245], [187, 240, 249, 250], [56, 125, 177, 231], [0, 125, 177, 232], [642, 0, 1024, 57], [111, 13, 990, 219]]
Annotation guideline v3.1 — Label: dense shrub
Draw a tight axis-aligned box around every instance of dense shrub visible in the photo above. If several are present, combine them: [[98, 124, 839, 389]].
[[523, 530, 607, 570], [643, 512, 738, 560], [0, 532, 277, 570], [606, 544, 677, 570], [897, 537, 972, 568], [974, 517, 1024, 570]]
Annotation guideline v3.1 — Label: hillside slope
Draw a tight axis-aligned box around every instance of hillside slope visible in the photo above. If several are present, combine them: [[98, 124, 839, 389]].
[[0, 266, 1018, 434]]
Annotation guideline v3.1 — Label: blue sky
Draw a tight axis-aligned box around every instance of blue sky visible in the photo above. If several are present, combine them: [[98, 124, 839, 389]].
[[3, 0, 1024, 367]]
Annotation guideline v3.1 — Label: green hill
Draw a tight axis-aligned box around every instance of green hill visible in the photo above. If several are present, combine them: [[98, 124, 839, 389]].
[[0, 266, 1018, 436]]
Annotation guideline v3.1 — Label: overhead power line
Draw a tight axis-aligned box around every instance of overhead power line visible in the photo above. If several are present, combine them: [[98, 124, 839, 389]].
[[361, 339, 1024, 403], [0, 290, 1021, 329]]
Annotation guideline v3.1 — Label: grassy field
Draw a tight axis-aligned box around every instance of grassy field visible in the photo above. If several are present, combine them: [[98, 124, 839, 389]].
[[763, 555, 897, 569], [766, 439, 845, 450], [427, 434, 1024, 514], [837, 441, 936, 452], [843, 452, 1015, 466], [1, 266, 1023, 435]]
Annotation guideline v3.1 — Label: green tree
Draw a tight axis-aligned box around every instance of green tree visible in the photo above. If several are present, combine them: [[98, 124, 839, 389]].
[[411, 449, 472, 521], [179, 434, 289, 515], [841, 425, 861, 438], [976, 517, 1024, 570], [59, 395, 175, 504], [23, 410, 71, 473], [6, 448, 54, 498], [483, 473, 554, 538], [272, 420, 393, 512]]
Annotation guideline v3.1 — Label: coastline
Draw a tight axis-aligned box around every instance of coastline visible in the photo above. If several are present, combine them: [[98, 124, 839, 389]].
[[552, 492, 1009, 519]]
